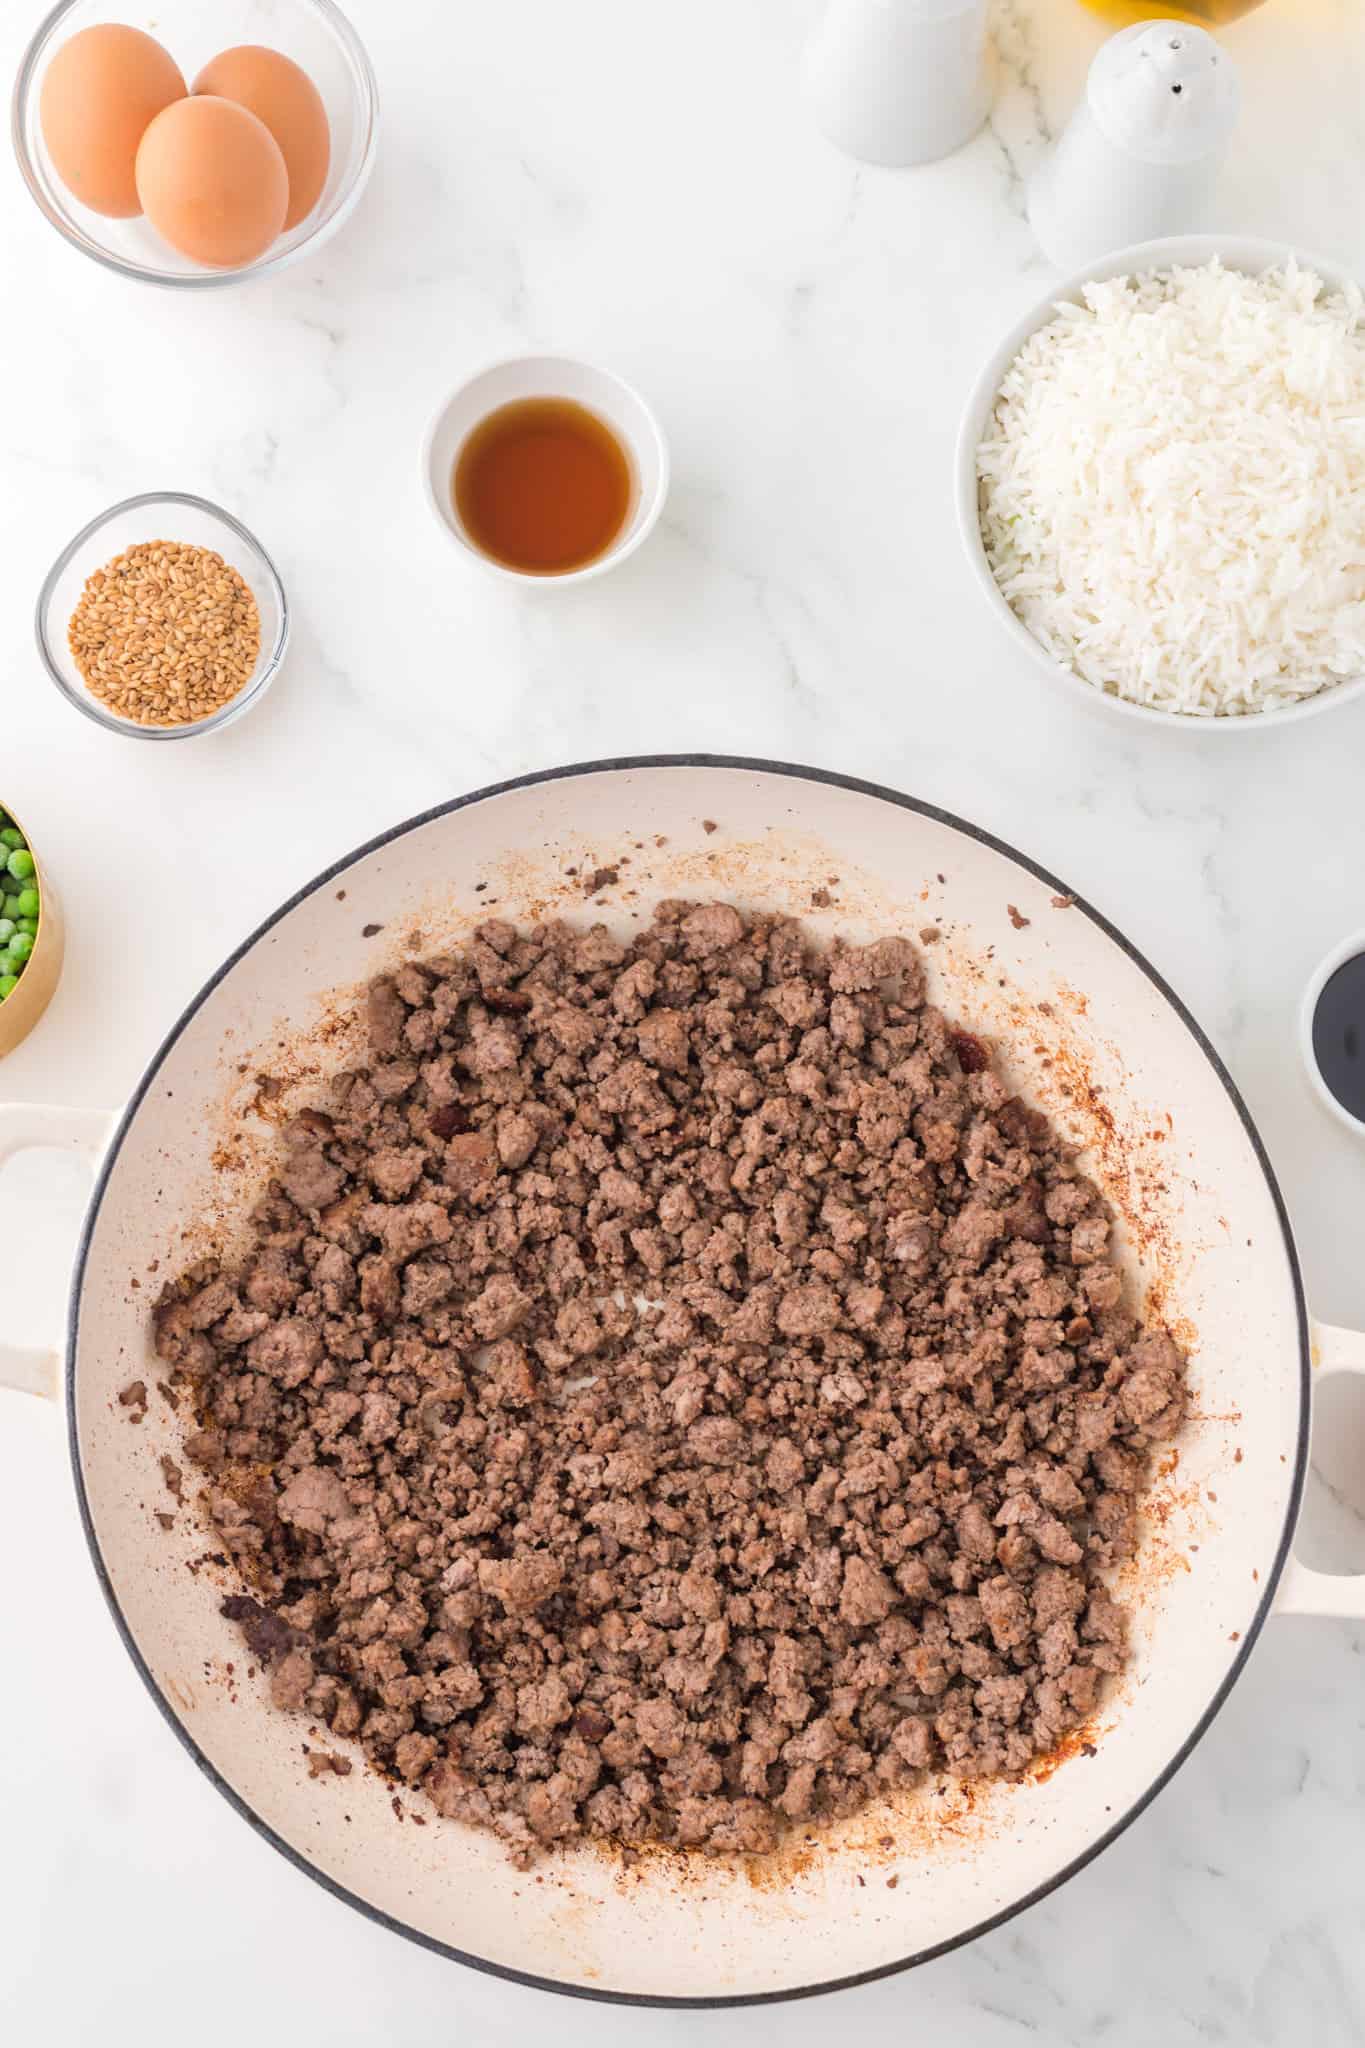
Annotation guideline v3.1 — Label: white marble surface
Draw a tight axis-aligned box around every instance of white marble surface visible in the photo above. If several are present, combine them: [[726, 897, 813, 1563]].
[[3, 0, 1365, 2038]]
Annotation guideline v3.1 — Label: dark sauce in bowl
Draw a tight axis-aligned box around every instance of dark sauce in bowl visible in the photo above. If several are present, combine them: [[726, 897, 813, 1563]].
[[1312, 952, 1365, 1123]]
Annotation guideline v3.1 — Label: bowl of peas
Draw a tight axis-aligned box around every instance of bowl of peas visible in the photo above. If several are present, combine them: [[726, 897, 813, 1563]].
[[0, 804, 62, 1055]]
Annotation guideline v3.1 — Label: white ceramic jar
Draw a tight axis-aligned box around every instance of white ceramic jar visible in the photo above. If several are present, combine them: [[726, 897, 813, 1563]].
[[802, 0, 991, 168], [1028, 22, 1239, 270]]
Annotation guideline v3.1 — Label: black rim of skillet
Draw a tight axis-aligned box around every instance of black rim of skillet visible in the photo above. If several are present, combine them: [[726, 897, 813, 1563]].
[[66, 753, 1311, 2009]]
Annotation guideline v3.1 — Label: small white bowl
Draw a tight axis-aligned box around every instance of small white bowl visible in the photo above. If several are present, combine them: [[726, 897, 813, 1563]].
[[421, 355, 669, 586], [1300, 931, 1365, 1137], [955, 234, 1365, 735]]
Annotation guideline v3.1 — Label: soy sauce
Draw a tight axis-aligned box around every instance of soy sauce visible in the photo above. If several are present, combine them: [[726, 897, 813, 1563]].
[[1312, 952, 1365, 1122], [453, 398, 632, 575]]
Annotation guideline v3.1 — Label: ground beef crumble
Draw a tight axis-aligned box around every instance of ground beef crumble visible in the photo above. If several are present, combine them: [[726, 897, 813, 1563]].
[[153, 903, 1185, 1865]]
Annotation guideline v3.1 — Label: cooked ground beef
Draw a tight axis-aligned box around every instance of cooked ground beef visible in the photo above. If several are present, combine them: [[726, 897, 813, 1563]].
[[154, 903, 1185, 1864]]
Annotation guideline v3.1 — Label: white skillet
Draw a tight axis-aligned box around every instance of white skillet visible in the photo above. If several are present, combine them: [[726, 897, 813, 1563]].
[[3, 758, 1361, 2004]]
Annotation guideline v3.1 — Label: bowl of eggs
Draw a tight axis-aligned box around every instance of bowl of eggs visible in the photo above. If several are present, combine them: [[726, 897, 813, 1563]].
[[12, 0, 377, 285]]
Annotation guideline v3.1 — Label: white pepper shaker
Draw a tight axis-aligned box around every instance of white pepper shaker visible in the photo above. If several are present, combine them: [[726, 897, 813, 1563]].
[[1028, 21, 1239, 271], [802, 0, 991, 168]]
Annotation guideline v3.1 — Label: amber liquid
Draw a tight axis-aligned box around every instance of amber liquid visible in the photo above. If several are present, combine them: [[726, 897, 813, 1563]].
[[453, 397, 634, 575], [1078, 0, 1265, 22]]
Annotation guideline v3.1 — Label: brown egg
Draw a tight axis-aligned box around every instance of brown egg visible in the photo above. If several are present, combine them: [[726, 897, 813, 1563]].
[[193, 46, 330, 231], [135, 96, 289, 269], [40, 25, 186, 218]]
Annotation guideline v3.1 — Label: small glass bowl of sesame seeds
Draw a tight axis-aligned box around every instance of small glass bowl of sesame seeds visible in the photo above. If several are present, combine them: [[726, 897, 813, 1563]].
[[35, 492, 289, 740]]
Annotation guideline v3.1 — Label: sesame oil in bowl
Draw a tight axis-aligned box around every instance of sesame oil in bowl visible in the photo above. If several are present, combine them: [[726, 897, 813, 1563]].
[[452, 397, 634, 576], [422, 355, 670, 587]]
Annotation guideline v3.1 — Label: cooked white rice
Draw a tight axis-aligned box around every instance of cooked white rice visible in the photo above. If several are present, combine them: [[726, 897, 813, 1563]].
[[977, 259, 1365, 717]]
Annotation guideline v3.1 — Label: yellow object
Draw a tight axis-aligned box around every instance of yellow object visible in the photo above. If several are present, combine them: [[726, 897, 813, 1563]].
[[1078, 1, 1267, 22]]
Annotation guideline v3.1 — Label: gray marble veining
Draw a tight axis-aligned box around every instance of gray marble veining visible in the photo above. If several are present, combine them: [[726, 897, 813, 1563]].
[[1, 2, 1363, 2041]]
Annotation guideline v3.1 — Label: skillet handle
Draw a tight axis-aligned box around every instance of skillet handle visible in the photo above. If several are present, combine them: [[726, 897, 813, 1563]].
[[1274, 1320, 1365, 1620], [0, 1102, 115, 1400]]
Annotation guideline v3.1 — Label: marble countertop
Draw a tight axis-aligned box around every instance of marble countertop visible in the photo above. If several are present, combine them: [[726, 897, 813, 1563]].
[[3, 0, 1364, 2040]]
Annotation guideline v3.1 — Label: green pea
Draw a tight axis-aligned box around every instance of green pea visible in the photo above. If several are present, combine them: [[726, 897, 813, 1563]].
[[15, 918, 37, 938], [15, 890, 38, 919], [1, 897, 18, 920], [0, 828, 24, 851], [6, 850, 35, 881], [0, 921, 15, 943], [0, 976, 18, 1000], [7, 932, 33, 964]]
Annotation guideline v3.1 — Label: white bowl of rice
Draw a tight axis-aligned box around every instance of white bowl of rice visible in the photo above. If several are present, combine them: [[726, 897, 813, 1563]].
[[957, 235, 1365, 729]]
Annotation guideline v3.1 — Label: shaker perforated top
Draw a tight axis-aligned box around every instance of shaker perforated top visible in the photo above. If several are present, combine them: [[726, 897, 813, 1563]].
[[1089, 22, 1241, 165]]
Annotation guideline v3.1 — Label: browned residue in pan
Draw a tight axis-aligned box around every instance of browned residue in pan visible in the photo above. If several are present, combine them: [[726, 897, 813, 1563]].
[[1024, 1717, 1106, 1786], [591, 1698, 1118, 1898], [583, 1772, 994, 1898]]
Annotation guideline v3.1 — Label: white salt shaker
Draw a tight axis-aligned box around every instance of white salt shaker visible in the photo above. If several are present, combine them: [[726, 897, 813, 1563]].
[[1028, 22, 1239, 271], [802, 0, 991, 168]]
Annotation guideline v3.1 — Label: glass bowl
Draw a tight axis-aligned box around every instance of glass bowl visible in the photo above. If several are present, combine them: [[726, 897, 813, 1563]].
[[12, 0, 377, 288], [36, 491, 289, 740]]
